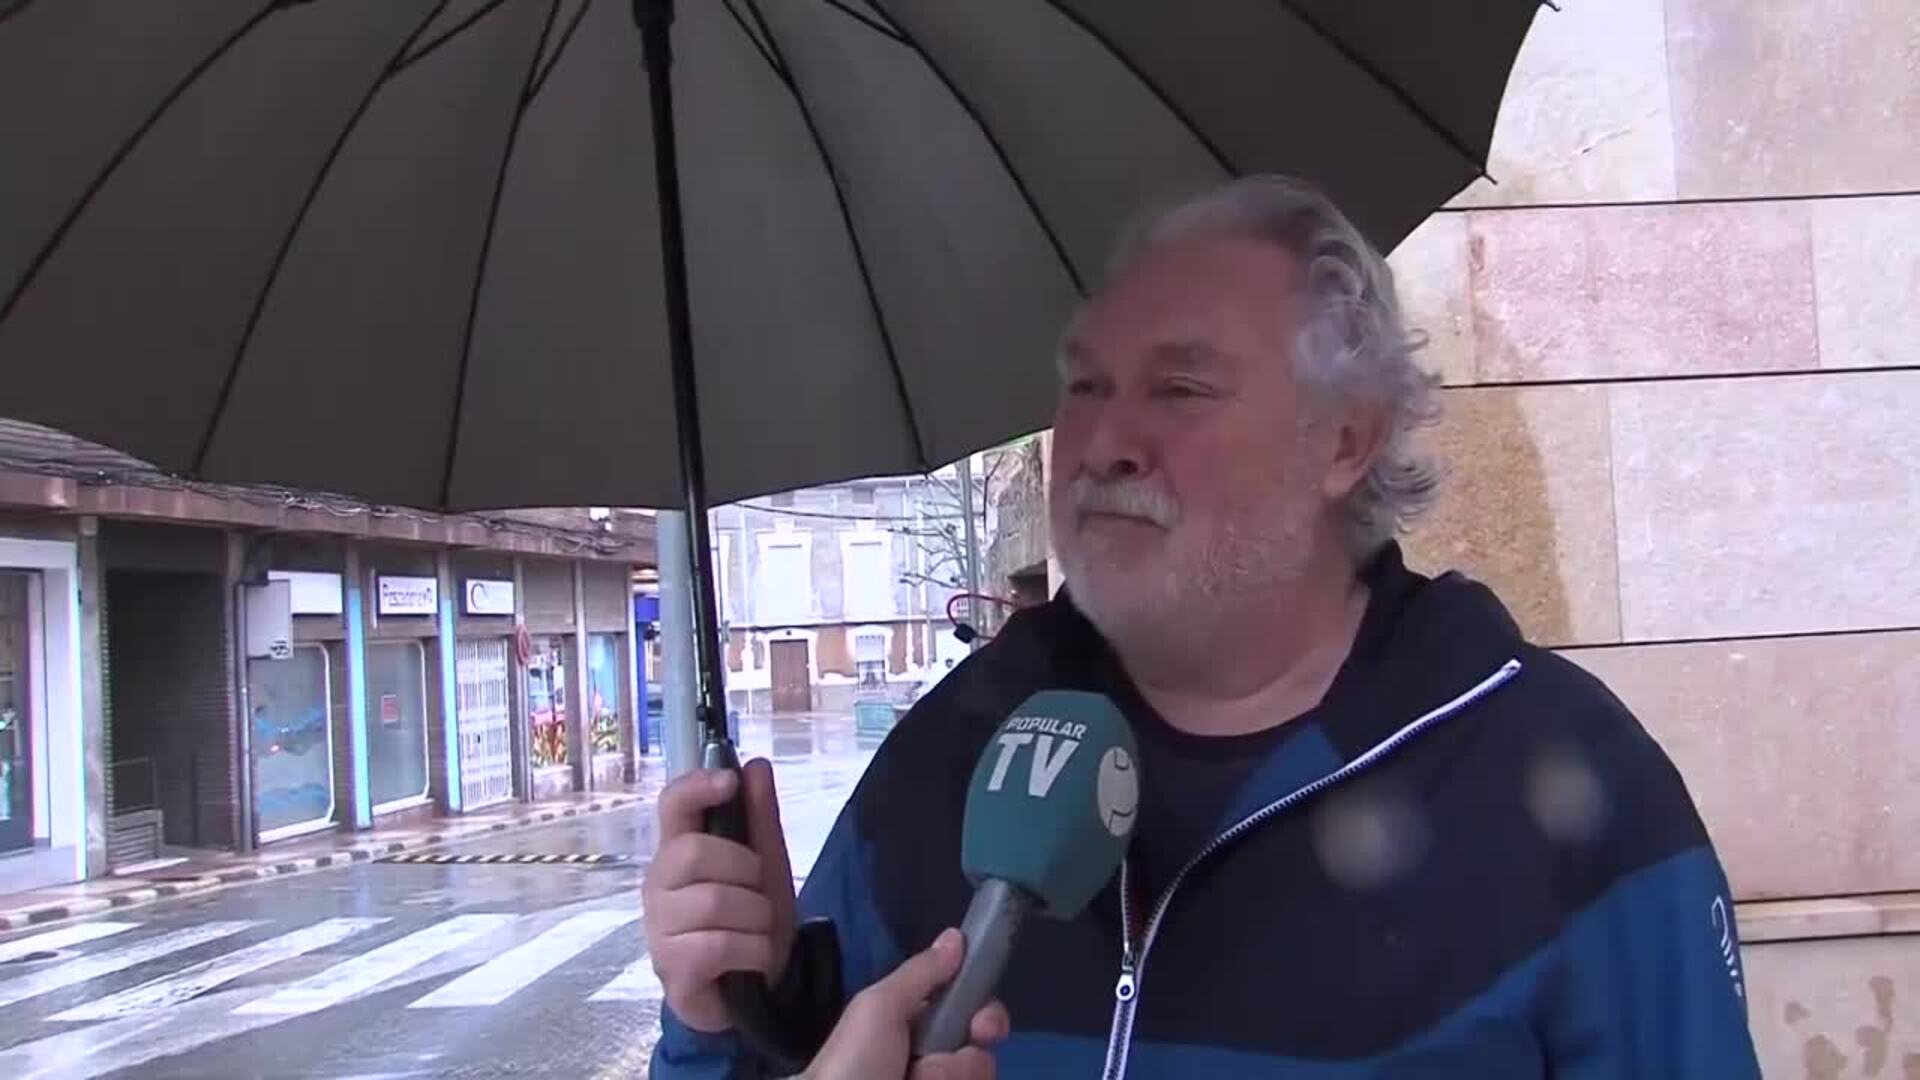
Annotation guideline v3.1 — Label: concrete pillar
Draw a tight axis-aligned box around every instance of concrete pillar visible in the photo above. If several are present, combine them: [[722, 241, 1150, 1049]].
[[435, 550, 462, 814], [624, 568, 644, 777], [342, 543, 371, 829], [225, 531, 254, 852], [76, 516, 108, 874], [510, 557, 531, 802], [569, 561, 591, 793]]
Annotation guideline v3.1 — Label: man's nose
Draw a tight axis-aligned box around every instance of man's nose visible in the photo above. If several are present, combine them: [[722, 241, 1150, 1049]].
[[1082, 407, 1151, 481], [1090, 453, 1143, 481]]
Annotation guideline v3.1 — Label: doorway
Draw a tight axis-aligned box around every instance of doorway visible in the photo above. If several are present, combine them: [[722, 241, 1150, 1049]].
[[769, 639, 812, 713], [105, 570, 233, 853], [456, 637, 513, 810]]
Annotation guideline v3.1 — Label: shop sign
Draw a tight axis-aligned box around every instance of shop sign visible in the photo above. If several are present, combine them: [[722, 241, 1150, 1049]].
[[267, 570, 344, 616], [377, 575, 438, 617], [463, 578, 516, 617]]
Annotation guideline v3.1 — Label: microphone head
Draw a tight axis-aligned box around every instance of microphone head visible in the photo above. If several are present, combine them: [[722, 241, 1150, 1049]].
[[959, 690, 1140, 918]]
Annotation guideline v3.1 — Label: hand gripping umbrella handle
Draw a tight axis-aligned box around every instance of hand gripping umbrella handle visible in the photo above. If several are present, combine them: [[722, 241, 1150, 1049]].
[[700, 735, 845, 1073]]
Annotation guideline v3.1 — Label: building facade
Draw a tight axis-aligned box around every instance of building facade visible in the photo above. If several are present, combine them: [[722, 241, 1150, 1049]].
[[0, 421, 654, 895], [982, 435, 1053, 620], [705, 468, 994, 716], [984, 3, 1920, 1071]]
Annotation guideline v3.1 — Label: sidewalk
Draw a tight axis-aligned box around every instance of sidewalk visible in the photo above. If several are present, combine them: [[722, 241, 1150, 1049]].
[[0, 781, 661, 932], [2, 712, 880, 933]]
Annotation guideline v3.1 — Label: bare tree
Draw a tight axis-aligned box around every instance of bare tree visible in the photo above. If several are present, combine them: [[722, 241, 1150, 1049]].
[[891, 446, 1022, 624]]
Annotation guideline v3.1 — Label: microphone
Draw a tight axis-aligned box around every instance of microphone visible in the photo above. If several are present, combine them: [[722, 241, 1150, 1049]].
[[910, 690, 1140, 1056]]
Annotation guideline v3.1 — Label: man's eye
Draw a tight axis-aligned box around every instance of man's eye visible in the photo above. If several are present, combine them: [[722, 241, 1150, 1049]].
[[1156, 381, 1211, 400], [1065, 378, 1100, 396]]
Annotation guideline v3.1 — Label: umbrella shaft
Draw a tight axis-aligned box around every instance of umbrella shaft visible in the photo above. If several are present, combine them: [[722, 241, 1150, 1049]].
[[637, 0, 729, 743], [636, 6, 824, 1069]]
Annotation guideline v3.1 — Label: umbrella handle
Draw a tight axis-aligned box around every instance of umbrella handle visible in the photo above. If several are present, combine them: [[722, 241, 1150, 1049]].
[[699, 734, 841, 1071]]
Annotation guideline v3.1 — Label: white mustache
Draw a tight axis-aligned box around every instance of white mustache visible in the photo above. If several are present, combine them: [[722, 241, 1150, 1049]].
[[1069, 474, 1179, 528]]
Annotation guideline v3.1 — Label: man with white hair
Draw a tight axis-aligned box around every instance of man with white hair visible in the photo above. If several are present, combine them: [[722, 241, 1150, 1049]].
[[646, 177, 1763, 1078]]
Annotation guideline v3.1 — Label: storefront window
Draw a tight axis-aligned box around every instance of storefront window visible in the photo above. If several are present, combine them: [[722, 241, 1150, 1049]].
[[587, 634, 622, 754], [0, 574, 34, 854], [366, 641, 430, 808], [854, 631, 887, 695], [527, 638, 568, 768], [248, 644, 334, 840]]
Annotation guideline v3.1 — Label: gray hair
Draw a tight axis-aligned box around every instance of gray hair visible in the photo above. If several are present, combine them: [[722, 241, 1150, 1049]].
[[1108, 176, 1443, 560]]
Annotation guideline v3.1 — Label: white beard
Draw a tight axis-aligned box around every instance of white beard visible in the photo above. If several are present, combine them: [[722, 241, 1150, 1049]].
[[1056, 477, 1319, 664]]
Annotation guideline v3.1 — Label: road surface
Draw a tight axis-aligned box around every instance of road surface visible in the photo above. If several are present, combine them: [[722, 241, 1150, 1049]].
[[0, 715, 877, 1079]]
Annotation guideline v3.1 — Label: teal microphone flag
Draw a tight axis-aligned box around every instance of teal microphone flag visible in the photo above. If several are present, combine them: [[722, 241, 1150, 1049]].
[[914, 690, 1140, 1054], [959, 689, 1140, 919]]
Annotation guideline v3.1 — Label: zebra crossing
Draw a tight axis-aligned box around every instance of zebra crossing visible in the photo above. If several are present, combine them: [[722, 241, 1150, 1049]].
[[50, 917, 385, 1022], [0, 904, 665, 1039], [0, 921, 139, 963], [590, 952, 666, 1002], [408, 909, 638, 1009], [0, 921, 259, 1010]]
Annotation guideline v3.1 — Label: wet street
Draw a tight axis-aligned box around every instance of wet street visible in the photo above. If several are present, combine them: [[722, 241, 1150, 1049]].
[[0, 715, 880, 1079]]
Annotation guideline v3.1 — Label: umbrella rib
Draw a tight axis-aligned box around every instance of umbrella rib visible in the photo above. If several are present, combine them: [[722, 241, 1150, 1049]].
[[523, 0, 590, 105], [392, 0, 514, 75], [1271, 0, 1489, 177], [813, 0, 905, 44], [0, 0, 284, 329], [737, 0, 932, 470], [720, 0, 787, 83], [438, 0, 561, 508], [190, 2, 452, 478], [866, 6, 1087, 296], [1026, 0, 1234, 177]]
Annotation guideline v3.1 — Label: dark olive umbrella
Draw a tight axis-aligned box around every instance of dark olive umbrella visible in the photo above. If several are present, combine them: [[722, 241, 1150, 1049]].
[[0, 0, 1542, 1063]]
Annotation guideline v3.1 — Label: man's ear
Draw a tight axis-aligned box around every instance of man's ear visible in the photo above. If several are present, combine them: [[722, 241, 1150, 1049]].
[[1319, 402, 1390, 501]]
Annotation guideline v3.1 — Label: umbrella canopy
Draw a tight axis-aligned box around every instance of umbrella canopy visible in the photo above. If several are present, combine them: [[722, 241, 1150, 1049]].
[[3, 2, 1545, 1061], [0, 0, 1539, 514]]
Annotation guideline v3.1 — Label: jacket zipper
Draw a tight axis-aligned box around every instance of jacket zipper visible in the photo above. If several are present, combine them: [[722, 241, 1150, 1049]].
[[1098, 659, 1523, 1080]]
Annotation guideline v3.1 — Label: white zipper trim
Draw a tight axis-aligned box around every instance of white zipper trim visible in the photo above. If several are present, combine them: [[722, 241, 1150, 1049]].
[[1099, 658, 1524, 1080]]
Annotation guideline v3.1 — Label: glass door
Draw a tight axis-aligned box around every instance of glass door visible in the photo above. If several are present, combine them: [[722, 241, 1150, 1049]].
[[366, 641, 431, 812], [248, 644, 336, 842], [0, 573, 34, 853]]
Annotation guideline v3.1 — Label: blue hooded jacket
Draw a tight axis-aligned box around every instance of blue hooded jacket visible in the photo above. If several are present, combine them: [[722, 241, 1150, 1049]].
[[654, 547, 1762, 1078]]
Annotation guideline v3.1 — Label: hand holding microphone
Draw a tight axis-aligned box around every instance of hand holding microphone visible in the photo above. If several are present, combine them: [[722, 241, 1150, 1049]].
[[804, 928, 1008, 1080]]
